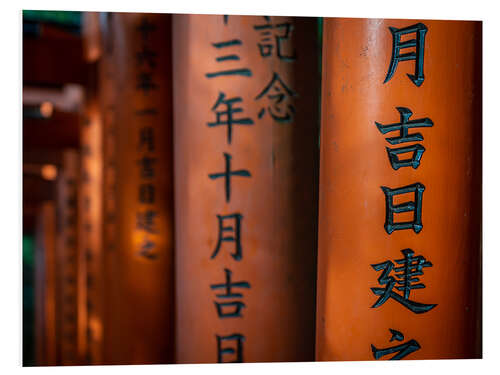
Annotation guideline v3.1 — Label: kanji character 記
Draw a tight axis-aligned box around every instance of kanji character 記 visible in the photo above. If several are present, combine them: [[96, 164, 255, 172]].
[[253, 16, 296, 61]]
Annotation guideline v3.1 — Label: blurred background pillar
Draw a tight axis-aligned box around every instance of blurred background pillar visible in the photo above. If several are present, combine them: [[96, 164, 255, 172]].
[[173, 14, 320, 363], [80, 12, 104, 364], [78, 65, 104, 365], [99, 13, 175, 365], [34, 202, 57, 366], [25, 10, 86, 366], [316, 18, 481, 361], [55, 150, 80, 365]]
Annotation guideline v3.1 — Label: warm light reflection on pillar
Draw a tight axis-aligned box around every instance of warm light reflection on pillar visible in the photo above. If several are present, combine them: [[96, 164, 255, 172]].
[[89, 317, 103, 343], [41, 164, 58, 180], [40, 101, 54, 118], [79, 89, 104, 364]]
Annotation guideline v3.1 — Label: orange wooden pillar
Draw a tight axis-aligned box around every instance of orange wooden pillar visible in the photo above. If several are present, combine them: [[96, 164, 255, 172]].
[[82, 12, 103, 64], [78, 60, 104, 365], [173, 14, 320, 363], [99, 13, 175, 364], [55, 150, 80, 365], [316, 18, 482, 361], [98, 12, 120, 365], [34, 201, 57, 366], [80, 12, 104, 365]]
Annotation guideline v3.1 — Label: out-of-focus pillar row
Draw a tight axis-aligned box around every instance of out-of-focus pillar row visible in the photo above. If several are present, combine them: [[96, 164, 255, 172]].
[[34, 151, 81, 366], [78, 12, 321, 365], [33, 13, 480, 366], [80, 12, 175, 365]]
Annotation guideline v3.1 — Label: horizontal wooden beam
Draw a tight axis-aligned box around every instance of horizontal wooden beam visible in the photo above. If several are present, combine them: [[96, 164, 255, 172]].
[[23, 23, 87, 86], [23, 110, 80, 149]]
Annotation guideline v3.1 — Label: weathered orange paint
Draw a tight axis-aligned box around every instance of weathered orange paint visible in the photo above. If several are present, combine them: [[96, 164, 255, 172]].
[[78, 65, 104, 364], [99, 13, 175, 365], [55, 150, 80, 365], [173, 14, 320, 363], [316, 18, 482, 361], [34, 201, 57, 366]]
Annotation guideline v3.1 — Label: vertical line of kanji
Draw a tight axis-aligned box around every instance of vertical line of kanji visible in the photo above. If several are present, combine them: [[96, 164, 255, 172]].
[[173, 14, 320, 363]]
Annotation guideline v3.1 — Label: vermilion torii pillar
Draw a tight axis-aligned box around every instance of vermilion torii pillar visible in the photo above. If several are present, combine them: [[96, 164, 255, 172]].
[[55, 150, 80, 365], [100, 13, 175, 365], [316, 18, 481, 361], [173, 14, 320, 363], [34, 202, 57, 366], [81, 12, 175, 365]]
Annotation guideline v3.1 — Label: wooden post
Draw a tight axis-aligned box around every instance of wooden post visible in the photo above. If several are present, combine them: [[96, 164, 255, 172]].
[[55, 150, 80, 364], [34, 202, 57, 366], [100, 13, 175, 365], [316, 18, 482, 361], [78, 60, 105, 364], [173, 14, 320, 363]]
